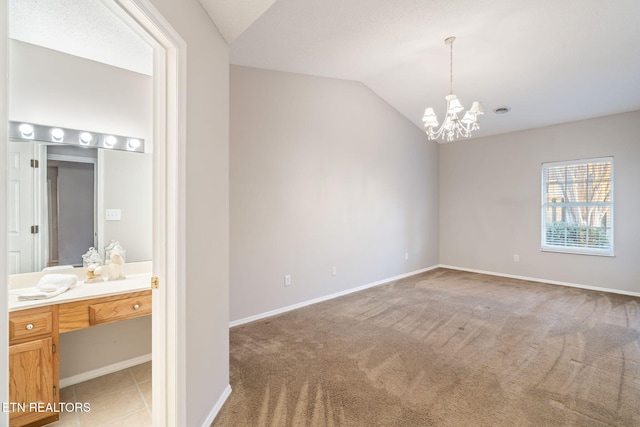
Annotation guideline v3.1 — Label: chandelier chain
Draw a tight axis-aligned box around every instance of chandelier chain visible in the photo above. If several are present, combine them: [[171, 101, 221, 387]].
[[449, 40, 453, 95]]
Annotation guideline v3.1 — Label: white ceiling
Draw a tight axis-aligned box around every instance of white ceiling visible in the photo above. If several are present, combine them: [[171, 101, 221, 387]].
[[229, 0, 640, 140], [8, 0, 640, 140], [198, 0, 278, 44], [9, 0, 153, 76]]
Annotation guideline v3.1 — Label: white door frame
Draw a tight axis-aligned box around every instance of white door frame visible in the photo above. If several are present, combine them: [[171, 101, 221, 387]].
[[1, 0, 188, 425], [103, 1, 187, 425]]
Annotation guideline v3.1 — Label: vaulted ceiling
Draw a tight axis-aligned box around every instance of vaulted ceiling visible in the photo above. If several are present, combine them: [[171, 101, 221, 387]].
[[9, 0, 640, 141], [225, 0, 640, 140], [198, 0, 278, 44]]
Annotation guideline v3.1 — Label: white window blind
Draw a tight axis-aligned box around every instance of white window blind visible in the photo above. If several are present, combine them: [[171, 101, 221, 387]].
[[541, 157, 613, 256]]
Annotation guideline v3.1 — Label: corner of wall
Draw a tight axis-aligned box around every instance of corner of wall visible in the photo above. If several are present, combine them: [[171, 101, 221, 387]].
[[200, 384, 232, 426]]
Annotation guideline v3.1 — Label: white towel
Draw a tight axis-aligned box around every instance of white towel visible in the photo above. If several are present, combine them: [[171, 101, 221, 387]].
[[37, 274, 78, 288], [17, 274, 78, 301]]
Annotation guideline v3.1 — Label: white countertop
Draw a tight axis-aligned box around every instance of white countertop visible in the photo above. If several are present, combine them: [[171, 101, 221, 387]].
[[8, 273, 152, 312]]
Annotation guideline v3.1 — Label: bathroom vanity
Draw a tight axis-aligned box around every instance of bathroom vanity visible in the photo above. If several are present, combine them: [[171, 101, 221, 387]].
[[8, 276, 152, 427]]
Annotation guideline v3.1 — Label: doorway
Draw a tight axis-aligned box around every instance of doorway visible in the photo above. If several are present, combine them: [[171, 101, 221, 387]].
[[47, 157, 97, 268], [1, 0, 186, 425]]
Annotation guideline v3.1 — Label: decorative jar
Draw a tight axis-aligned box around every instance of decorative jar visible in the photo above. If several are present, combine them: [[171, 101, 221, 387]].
[[82, 247, 104, 283]]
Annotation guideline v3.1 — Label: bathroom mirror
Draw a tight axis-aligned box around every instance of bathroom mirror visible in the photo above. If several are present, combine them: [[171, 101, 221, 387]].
[[7, 137, 152, 274]]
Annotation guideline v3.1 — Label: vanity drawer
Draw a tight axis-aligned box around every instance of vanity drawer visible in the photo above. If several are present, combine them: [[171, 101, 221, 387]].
[[59, 290, 152, 332], [9, 307, 53, 343], [89, 294, 152, 326]]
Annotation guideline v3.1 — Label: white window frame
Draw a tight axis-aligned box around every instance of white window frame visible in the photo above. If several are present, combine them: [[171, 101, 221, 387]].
[[541, 156, 614, 256]]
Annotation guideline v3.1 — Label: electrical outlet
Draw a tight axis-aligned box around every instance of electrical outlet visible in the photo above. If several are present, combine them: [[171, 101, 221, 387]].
[[405, 252, 409, 260], [332, 267, 337, 276], [513, 254, 520, 262], [284, 274, 291, 286]]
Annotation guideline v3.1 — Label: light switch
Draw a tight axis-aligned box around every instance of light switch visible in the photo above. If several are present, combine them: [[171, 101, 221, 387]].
[[106, 209, 122, 221]]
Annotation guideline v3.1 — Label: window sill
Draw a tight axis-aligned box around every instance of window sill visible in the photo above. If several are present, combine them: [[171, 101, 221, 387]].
[[540, 247, 615, 257]]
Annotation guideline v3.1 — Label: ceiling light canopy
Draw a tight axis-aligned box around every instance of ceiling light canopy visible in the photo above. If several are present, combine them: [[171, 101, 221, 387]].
[[422, 36, 484, 143]]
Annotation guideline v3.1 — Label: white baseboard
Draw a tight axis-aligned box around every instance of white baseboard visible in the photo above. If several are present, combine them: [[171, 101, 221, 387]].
[[229, 265, 441, 327], [439, 264, 640, 298], [60, 353, 152, 388], [201, 384, 232, 426]]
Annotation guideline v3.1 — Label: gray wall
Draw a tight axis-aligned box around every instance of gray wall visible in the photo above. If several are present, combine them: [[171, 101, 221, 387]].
[[440, 110, 640, 294], [60, 317, 151, 378], [230, 65, 439, 322], [101, 149, 153, 263], [149, 0, 230, 424]]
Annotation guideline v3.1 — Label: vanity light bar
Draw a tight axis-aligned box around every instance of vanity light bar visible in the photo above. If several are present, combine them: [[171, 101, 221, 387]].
[[8, 121, 145, 153]]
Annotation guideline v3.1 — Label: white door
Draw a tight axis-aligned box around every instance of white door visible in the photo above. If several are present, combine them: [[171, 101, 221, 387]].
[[7, 140, 35, 274]]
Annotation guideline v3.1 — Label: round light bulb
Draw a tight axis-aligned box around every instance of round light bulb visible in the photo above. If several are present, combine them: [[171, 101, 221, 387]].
[[19, 123, 34, 137], [104, 135, 117, 148], [79, 132, 93, 145], [51, 128, 65, 142], [127, 138, 141, 150]]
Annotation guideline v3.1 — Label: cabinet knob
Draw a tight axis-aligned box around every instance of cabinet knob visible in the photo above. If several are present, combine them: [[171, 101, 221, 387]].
[[133, 304, 140, 310], [26, 324, 34, 330]]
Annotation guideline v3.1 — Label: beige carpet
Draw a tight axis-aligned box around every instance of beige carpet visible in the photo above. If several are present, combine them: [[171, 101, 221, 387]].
[[213, 268, 640, 426]]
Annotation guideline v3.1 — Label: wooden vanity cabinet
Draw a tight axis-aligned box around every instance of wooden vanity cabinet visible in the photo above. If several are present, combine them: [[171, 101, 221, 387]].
[[8, 306, 60, 427], [8, 289, 152, 426]]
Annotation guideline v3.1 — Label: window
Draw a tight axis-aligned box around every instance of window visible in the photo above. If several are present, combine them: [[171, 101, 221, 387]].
[[541, 157, 613, 256]]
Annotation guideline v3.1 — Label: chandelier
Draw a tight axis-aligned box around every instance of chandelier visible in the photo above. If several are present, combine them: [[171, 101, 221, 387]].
[[422, 36, 484, 142]]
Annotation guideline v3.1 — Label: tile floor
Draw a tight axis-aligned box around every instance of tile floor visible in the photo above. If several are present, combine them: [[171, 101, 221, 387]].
[[50, 362, 152, 427]]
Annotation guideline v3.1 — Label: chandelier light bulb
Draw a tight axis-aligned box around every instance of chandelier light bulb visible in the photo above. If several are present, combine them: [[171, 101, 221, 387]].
[[422, 36, 483, 142]]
